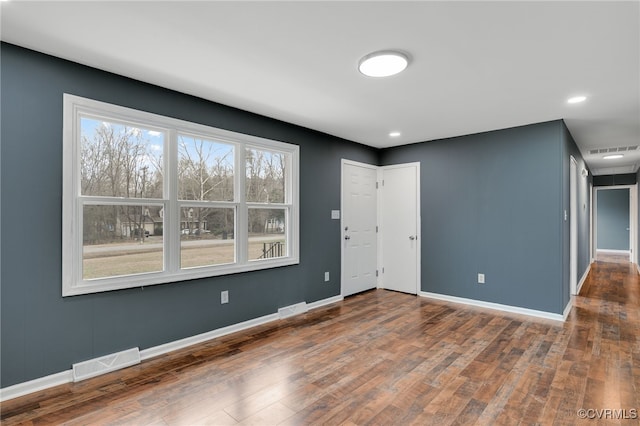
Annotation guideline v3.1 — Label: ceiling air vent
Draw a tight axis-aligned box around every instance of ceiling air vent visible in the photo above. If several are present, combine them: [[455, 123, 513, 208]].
[[589, 146, 638, 155]]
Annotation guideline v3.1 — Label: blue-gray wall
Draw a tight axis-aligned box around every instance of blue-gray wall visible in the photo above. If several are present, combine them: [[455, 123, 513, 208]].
[[0, 43, 378, 388], [596, 188, 630, 250], [380, 121, 590, 315]]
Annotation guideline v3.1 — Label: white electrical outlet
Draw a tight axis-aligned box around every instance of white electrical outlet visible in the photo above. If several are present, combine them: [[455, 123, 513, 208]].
[[324, 271, 330, 282], [221, 290, 229, 304], [478, 273, 485, 284]]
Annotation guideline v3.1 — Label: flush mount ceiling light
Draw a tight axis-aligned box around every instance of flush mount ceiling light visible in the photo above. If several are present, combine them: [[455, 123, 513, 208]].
[[567, 95, 587, 104], [603, 154, 624, 160], [359, 50, 409, 77], [389, 131, 401, 137]]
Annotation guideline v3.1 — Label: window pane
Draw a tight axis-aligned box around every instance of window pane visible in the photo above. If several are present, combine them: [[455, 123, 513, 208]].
[[83, 205, 163, 279], [181, 207, 235, 268], [248, 208, 286, 260], [245, 148, 286, 203], [80, 117, 164, 198], [178, 135, 234, 201]]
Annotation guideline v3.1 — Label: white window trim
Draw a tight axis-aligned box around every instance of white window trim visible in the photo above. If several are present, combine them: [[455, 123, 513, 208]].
[[62, 94, 299, 296]]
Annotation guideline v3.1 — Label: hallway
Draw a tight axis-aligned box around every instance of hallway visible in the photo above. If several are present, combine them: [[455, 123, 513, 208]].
[[564, 254, 639, 424]]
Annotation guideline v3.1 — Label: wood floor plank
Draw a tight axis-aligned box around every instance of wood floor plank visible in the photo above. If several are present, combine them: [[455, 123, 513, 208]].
[[2, 257, 639, 425]]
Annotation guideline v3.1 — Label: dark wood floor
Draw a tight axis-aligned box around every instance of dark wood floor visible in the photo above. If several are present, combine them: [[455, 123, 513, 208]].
[[2, 257, 639, 425]]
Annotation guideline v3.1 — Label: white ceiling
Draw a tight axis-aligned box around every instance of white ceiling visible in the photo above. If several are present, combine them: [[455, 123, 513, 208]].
[[1, 1, 639, 175]]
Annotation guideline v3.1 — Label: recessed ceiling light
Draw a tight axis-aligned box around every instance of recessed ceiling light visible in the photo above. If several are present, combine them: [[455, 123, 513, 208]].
[[389, 131, 401, 137], [603, 154, 623, 160], [567, 95, 587, 104], [359, 50, 409, 77]]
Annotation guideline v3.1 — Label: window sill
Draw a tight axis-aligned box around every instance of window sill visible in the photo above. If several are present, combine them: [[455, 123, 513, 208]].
[[63, 256, 300, 297]]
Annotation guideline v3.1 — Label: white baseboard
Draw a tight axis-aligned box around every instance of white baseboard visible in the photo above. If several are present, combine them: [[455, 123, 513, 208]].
[[596, 249, 630, 255], [0, 370, 73, 402], [576, 264, 591, 295], [307, 295, 343, 310], [563, 297, 573, 320], [419, 291, 565, 322], [0, 294, 343, 402], [139, 312, 280, 361]]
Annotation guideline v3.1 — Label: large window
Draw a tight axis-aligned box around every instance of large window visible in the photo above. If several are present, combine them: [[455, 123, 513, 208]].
[[63, 95, 299, 296]]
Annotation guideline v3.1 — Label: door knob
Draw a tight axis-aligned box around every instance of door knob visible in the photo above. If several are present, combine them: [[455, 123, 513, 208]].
[[409, 235, 415, 240]]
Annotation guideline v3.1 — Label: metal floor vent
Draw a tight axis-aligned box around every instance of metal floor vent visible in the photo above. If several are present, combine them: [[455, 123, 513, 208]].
[[72, 347, 140, 382], [278, 302, 308, 319], [589, 146, 638, 155]]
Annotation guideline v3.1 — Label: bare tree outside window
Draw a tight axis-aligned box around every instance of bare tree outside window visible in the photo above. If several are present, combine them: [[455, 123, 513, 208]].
[[80, 118, 163, 244], [80, 118, 164, 279], [177, 135, 234, 203], [177, 136, 236, 266], [81, 118, 163, 200], [245, 148, 285, 204], [246, 148, 286, 258]]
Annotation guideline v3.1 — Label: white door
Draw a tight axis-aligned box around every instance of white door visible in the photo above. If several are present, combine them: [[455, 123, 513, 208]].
[[341, 160, 378, 297], [380, 163, 420, 294]]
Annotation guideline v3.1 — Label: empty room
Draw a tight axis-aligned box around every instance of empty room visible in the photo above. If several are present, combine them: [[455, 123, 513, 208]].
[[1, 1, 639, 425]]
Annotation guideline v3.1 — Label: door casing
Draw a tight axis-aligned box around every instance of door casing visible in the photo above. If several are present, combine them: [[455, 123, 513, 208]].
[[570, 157, 578, 295], [593, 184, 637, 262], [340, 159, 420, 296]]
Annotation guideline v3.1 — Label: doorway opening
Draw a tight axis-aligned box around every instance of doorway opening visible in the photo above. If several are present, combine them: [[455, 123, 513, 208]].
[[593, 185, 637, 264]]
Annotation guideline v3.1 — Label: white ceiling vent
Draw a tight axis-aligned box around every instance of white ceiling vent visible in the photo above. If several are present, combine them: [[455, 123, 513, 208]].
[[72, 347, 140, 382], [589, 146, 638, 155]]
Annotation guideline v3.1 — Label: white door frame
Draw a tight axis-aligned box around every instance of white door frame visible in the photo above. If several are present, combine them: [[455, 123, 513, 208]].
[[340, 159, 421, 296], [593, 184, 637, 262], [632, 184, 638, 264], [340, 159, 379, 296], [589, 183, 596, 264], [570, 157, 578, 295]]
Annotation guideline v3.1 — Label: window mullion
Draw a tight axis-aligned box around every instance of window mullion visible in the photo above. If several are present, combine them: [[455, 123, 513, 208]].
[[166, 129, 179, 274], [76, 198, 84, 284], [237, 145, 248, 264]]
